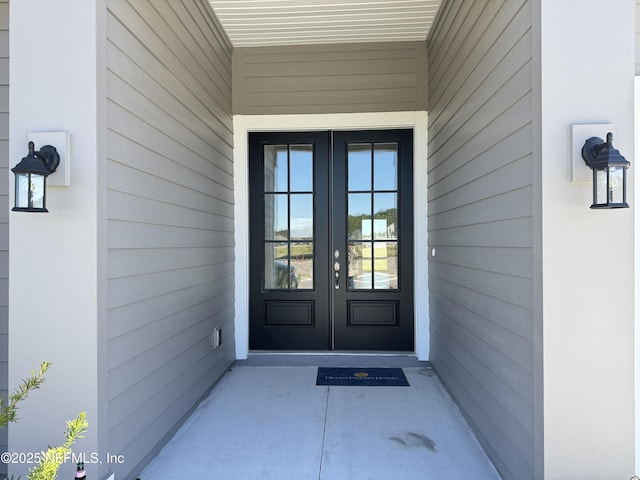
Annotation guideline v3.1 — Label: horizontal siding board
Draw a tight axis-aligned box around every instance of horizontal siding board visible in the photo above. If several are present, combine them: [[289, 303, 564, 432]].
[[428, 0, 486, 95], [0, 3, 7, 29], [430, 261, 533, 312], [429, 19, 532, 147], [428, 94, 532, 184], [108, 190, 234, 233], [430, 246, 532, 279], [146, 0, 232, 83], [108, 293, 234, 375], [427, 1, 534, 478], [107, 133, 234, 206], [108, 220, 234, 250], [108, 280, 232, 339], [107, 101, 232, 177], [429, 65, 532, 170], [109, 247, 234, 279], [107, 352, 232, 480], [108, 1, 232, 119], [242, 88, 418, 108], [243, 72, 419, 93], [108, 262, 234, 310], [107, 74, 233, 171], [428, 188, 532, 233], [428, 160, 533, 217], [428, 126, 531, 200], [108, 332, 216, 432], [234, 41, 427, 114], [239, 101, 420, 116], [430, 340, 532, 480], [430, 295, 534, 409], [430, 0, 527, 111], [429, 217, 532, 248], [107, 45, 232, 153], [106, 0, 234, 477], [242, 57, 418, 78], [429, 274, 532, 341]]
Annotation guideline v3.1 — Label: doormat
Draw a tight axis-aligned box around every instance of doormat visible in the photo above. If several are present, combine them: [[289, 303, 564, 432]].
[[316, 367, 410, 386]]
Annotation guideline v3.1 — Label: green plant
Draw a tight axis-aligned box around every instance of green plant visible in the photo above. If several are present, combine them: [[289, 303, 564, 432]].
[[0, 362, 88, 480], [0, 361, 51, 428], [26, 412, 88, 480]]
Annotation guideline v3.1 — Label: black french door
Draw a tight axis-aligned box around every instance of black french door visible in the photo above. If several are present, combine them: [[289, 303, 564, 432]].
[[249, 129, 414, 351]]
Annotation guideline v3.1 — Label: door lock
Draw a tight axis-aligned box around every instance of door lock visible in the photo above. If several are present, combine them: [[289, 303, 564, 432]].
[[334, 254, 341, 289]]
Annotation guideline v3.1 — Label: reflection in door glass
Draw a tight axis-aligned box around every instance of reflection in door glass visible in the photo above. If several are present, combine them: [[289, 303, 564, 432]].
[[374, 143, 398, 190], [263, 144, 314, 290], [348, 193, 372, 239], [347, 142, 399, 291], [374, 193, 397, 240], [264, 193, 288, 240], [290, 145, 313, 192], [291, 242, 314, 289], [348, 144, 372, 191], [264, 145, 288, 192]]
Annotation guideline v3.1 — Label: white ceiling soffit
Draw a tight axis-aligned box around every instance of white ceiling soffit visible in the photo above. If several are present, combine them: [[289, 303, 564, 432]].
[[209, 0, 441, 47]]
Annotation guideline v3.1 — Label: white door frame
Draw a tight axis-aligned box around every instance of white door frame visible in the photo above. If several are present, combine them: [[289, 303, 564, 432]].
[[233, 112, 429, 360]]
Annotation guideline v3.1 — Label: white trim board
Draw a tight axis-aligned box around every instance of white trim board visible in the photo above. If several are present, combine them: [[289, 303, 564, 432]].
[[232, 112, 430, 360]]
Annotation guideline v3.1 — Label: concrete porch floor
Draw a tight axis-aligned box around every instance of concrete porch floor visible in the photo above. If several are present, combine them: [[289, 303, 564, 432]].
[[139, 356, 501, 480]]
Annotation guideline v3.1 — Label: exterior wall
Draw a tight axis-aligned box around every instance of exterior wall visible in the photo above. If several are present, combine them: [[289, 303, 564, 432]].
[[536, 1, 635, 478], [636, 0, 640, 74], [8, 1, 105, 479], [106, 1, 235, 478], [233, 42, 427, 115], [426, 1, 535, 479], [0, 0, 7, 472]]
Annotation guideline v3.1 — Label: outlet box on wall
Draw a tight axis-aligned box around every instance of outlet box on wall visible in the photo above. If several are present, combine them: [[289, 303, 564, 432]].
[[212, 328, 222, 349]]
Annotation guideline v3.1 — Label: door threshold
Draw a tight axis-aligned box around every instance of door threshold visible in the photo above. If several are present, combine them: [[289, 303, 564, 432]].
[[236, 352, 429, 368]]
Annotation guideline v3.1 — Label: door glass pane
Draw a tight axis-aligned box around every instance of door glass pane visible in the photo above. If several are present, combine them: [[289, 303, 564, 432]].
[[348, 193, 372, 240], [374, 143, 398, 190], [374, 193, 397, 240], [291, 242, 313, 289], [290, 194, 313, 240], [290, 145, 313, 192], [373, 241, 398, 290], [263, 143, 315, 290], [348, 144, 372, 191], [348, 242, 372, 289], [264, 145, 288, 192], [264, 194, 288, 240], [265, 243, 290, 289], [347, 140, 402, 291]]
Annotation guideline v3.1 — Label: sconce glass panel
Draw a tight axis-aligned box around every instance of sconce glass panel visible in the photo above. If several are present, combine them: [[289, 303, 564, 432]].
[[31, 174, 45, 209], [595, 169, 607, 205], [15, 174, 29, 209], [609, 166, 625, 204]]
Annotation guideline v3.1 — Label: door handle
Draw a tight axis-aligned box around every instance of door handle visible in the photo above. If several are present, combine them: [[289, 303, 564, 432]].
[[334, 258, 340, 290]]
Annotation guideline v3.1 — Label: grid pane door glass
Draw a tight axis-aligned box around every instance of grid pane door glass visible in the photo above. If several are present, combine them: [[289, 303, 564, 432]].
[[264, 144, 314, 290], [347, 143, 399, 290]]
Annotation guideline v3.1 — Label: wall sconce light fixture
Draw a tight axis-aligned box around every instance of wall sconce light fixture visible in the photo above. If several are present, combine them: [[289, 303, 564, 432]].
[[12, 141, 60, 212], [581, 132, 630, 209]]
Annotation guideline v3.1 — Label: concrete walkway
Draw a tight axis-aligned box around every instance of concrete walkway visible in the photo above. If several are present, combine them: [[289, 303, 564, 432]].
[[140, 362, 501, 480]]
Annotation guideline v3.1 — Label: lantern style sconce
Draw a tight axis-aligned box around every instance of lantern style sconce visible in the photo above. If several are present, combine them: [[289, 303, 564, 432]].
[[12, 141, 60, 212], [581, 132, 630, 209]]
